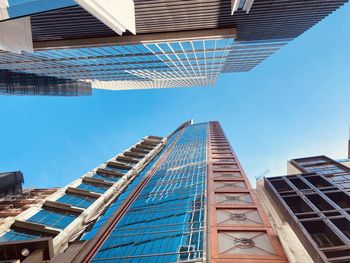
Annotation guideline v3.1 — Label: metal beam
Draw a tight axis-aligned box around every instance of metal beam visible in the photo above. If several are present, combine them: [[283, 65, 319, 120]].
[[82, 177, 114, 186], [96, 168, 124, 178], [43, 201, 84, 216], [75, 0, 135, 35], [33, 28, 236, 50]]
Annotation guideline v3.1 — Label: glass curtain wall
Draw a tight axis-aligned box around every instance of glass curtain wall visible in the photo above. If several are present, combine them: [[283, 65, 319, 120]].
[[91, 123, 208, 262], [0, 38, 233, 89]]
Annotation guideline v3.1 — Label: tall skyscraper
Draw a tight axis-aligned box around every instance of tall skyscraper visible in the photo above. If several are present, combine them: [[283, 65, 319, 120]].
[[0, 0, 348, 93], [257, 154, 350, 262], [0, 121, 287, 262]]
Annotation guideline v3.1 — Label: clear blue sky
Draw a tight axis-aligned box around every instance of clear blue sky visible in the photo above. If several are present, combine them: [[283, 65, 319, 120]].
[[1, 4, 349, 188]]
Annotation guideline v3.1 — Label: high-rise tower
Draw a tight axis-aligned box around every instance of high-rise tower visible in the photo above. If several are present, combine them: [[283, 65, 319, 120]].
[[0, 121, 287, 262], [0, 1, 348, 93]]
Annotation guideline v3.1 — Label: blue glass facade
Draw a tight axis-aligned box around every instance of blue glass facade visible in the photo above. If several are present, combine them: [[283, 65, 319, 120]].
[[0, 121, 209, 262], [83, 129, 181, 241], [77, 182, 109, 194], [0, 229, 39, 242], [0, 38, 234, 89], [91, 123, 208, 262], [57, 193, 96, 209], [27, 209, 76, 230]]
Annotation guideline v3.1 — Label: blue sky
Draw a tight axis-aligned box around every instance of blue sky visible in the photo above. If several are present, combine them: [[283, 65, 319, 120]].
[[1, 3, 349, 188]]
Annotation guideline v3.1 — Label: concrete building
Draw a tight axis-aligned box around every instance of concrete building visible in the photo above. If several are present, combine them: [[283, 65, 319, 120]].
[[0, 0, 348, 94], [0, 121, 287, 262], [257, 146, 350, 262]]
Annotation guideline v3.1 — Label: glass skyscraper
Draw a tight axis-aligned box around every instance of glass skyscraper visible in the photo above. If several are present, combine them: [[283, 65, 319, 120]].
[[0, 0, 348, 94], [2, 122, 350, 262], [0, 121, 288, 262], [89, 123, 208, 262], [0, 35, 235, 90]]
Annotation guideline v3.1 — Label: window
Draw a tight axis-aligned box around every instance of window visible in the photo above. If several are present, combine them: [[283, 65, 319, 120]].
[[340, 182, 350, 189], [312, 233, 334, 247], [283, 196, 313, 214], [305, 164, 346, 175], [91, 123, 208, 262], [331, 218, 350, 240], [270, 179, 292, 192], [77, 182, 109, 194], [57, 193, 96, 209], [297, 159, 328, 166], [306, 195, 334, 211], [27, 209, 77, 229], [0, 230, 39, 242], [303, 221, 344, 248]]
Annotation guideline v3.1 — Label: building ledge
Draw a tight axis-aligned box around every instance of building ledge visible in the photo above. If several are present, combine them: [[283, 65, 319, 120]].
[[66, 187, 101, 199], [43, 201, 84, 216]]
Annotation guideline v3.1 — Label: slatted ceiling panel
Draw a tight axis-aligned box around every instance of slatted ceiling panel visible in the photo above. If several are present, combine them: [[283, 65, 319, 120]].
[[29, 0, 347, 42], [133, 0, 346, 33], [133, 0, 227, 29], [233, 2, 346, 40], [30, 6, 116, 41]]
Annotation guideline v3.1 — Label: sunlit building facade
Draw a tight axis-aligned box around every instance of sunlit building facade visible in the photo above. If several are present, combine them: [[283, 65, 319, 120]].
[[0, 121, 287, 262], [0, 0, 348, 94]]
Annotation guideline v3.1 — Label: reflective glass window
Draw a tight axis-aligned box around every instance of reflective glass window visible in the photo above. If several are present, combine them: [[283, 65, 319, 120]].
[[27, 209, 76, 229], [0, 229, 39, 242], [57, 193, 95, 209], [76, 182, 109, 194], [82, 129, 182, 241]]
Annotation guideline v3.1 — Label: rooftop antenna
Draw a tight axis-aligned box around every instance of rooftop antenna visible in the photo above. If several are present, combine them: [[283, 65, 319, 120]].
[[255, 169, 270, 181]]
